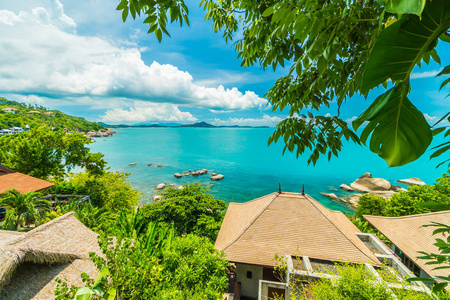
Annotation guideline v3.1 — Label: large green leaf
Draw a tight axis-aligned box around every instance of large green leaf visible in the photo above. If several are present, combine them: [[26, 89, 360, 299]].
[[362, 0, 450, 93], [377, 0, 426, 16], [353, 85, 432, 166]]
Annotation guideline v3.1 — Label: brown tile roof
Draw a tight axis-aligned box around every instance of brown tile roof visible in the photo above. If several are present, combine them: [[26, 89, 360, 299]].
[[0, 172, 54, 194], [215, 192, 380, 267], [365, 212, 450, 279]]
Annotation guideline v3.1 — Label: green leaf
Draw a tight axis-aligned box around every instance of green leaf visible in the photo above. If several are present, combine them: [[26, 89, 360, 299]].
[[262, 7, 274, 17], [353, 84, 432, 166], [122, 8, 129, 23], [376, 0, 426, 16], [75, 287, 94, 300], [362, 0, 450, 93]]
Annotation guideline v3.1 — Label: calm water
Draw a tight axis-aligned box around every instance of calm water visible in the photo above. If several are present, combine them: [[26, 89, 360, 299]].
[[88, 128, 446, 213]]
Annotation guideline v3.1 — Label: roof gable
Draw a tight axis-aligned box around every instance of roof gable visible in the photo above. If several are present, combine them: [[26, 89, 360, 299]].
[[0, 172, 54, 194], [365, 211, 450, 279], [215, 192, 379, 267]]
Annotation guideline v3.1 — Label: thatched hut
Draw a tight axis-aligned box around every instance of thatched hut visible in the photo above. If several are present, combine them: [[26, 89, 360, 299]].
[[0, 212, 101, 299]]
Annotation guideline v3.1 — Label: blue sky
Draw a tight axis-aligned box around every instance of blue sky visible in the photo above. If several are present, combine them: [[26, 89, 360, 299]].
[[0, 0, 449, 127]]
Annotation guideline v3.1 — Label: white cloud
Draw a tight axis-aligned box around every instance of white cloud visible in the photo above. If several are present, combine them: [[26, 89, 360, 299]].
[[345, 116, 357, 123], [410, 70, 440, 80], [100, 102, 198, 124], [424, 113, 437, 124], [211, 115, 284, 127], [0, 2, 268, 111]]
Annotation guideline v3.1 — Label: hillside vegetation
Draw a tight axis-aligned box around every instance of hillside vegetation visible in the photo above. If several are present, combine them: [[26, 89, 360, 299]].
[[0, 97, 105, 132]]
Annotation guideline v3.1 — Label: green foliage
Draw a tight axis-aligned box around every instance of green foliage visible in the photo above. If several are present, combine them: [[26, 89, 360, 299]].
[[55, 210, 228, 299], [116, 0, 450, 167], [0, 126, 106, 179], [292, 263, 434, 300], [354, 194, 388, 219], [0, 97, 106, 132], [141, 183, 227, 241], [0, 189, 51, 230], [353, 170, 450, 219], [52, 172, 141, 212], [353, 84, 432, 166]]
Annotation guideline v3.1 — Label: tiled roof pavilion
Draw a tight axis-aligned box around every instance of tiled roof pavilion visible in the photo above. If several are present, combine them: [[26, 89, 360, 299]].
[[0, 165, 54, 194], [365, 211, 450, 281], [215, 192, 380, 267]]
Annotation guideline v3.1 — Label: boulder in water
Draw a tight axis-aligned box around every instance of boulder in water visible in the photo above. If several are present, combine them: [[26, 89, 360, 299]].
[[211, 174, 224, 181], [174, 173, 182, 178], [155, 183, 166, 190], [340, 184, 353, 192], [321, 192, 339, 201]]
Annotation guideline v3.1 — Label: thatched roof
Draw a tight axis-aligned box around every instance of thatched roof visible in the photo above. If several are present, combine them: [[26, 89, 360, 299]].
[[0, 172, 54, 194], [365, 211, 450, 280], [0, 212, 101, 299], [215, 192, 380, 267]]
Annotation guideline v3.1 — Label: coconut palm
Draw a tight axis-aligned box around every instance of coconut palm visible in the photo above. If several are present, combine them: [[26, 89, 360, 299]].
[[0, 189, 51, 230]]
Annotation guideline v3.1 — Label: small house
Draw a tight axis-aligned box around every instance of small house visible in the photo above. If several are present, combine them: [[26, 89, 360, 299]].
[[0, 129, 13, 136], [9, 127, 23, 134], [216, 192, 432, 300], [0, 165, 54, 194], [1, 108, 17, 114]]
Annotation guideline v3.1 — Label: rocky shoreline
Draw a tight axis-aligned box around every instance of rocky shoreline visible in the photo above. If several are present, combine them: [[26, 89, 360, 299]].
[[85, 129, 116, 138], [321, 172, 426, 208]]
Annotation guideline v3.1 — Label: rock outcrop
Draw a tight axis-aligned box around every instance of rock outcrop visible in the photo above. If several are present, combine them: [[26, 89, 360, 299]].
[[153, 195, 163, 202], [85, 129, 116, 138], [174, 173, 182, 178], [396, 178, 426, 186], [350, 177, 393, 193], [340, 184, 353, 192]]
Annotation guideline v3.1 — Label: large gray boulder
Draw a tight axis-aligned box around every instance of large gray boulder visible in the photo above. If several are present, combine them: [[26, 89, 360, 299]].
[[174, 173, 182, 178]]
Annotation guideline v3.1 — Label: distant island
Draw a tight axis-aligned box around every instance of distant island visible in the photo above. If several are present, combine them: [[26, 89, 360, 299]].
[[98, 121, 270, 129], [0, 98, 106, 133]]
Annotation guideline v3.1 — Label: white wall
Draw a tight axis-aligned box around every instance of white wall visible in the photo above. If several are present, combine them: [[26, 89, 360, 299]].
[[236, 263, 263, 299]]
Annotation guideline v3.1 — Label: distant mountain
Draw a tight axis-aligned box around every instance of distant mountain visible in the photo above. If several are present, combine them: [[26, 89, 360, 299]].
[[100, 121, 270, 129], [178, 122, 215, 128], [0, 97, 106, 132]]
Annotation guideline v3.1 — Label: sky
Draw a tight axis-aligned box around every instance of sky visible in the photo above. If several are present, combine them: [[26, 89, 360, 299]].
[[0, 0, 449, 127]]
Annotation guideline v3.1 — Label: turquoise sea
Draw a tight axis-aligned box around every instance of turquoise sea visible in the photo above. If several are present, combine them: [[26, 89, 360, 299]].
[[88, 128, 447, 213]]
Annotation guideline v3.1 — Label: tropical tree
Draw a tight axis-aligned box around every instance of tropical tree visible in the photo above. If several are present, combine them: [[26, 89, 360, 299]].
[[116, 0, 450, 167], [0, 126, 106, 179], [141, 183, 227, 241], [0, 189, 51, 230]]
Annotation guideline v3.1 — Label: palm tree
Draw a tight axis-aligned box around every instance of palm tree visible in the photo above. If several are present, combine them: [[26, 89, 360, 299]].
[[0, 189, 51, 230]]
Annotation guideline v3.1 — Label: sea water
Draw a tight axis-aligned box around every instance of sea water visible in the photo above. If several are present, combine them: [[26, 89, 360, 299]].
[[88, 128, 447, 213]]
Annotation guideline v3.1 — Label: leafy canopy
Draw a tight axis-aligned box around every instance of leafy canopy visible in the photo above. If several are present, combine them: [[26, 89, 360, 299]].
[[116, 0, 450, 167], [141, 183, 227, 241], [0, 126, 106, 179]]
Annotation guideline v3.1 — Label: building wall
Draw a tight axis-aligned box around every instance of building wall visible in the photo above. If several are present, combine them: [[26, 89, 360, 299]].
[[236, 263, 263, 299]]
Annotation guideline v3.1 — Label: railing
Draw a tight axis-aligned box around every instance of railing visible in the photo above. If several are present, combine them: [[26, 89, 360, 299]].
[[36, 194, 90, 209]]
